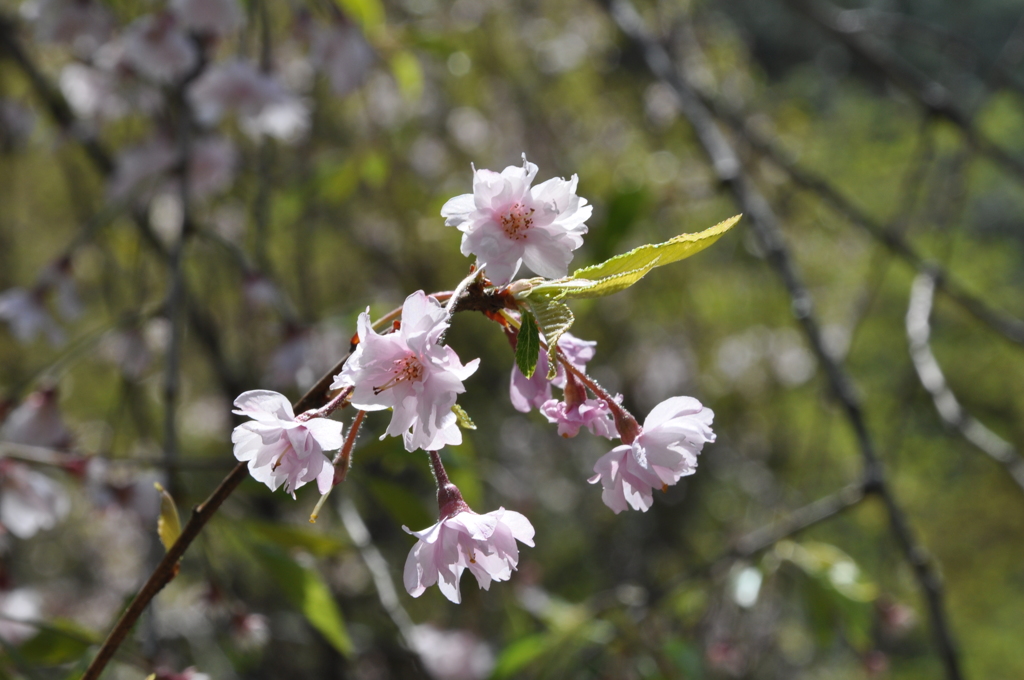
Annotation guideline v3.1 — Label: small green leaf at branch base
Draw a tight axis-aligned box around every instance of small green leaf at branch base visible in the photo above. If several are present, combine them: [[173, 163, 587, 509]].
[[154, 482, 181, 552], [516, 311, 541, 378], [526, 297, 575, 379], [452, 404, 477, 430]]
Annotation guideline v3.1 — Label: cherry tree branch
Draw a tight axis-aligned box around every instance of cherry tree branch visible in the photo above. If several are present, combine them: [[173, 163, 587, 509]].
[[600, 2, 963, 677], [906, 273, 1024, 493]]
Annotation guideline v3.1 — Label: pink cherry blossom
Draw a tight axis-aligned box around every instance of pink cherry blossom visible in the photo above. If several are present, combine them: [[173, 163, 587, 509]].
[[588, 396, 715, 513], [121, 13, 198, 84], [0, 461, 71, 539], [403, 507, 535, 604], [509, 331, 596, 412], [231, 390, 344, 497], [170, 0, 243, 38], [0, 288, 63, 346], [332, 291, 480, 452], [0, 388, 72, 449], [441, 155, 593, 285], [540, 397, 618, 439]]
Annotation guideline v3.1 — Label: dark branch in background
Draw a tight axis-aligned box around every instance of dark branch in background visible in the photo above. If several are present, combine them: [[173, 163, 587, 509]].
[[733, 483, 867, 559], [0, 16, 112, 174], [688, 82, 1024, 348], [906, 273, 1024, 493], [600, 2, 964, 678], [782, 0, 1024, 187]]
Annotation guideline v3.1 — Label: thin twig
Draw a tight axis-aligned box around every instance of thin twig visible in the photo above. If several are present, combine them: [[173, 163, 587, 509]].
[[601, 2, 964, 677], [906, 273, 1024, 492], [732, 483, 867, 558], [688, 79, 1024, 348]]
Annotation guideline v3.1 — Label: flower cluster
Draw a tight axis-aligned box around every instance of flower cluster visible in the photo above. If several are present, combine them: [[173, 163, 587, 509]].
[[226, 157, 718, 603]]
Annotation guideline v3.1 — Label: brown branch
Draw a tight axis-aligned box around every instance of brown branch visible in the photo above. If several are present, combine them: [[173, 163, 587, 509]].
[[600, 2, 964, 678]]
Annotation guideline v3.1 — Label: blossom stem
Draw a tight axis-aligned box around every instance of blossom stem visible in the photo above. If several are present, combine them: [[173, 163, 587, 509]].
[[428, 450, 470, 519], [332, 409, 366, 477], [442, 269, 481, 331], [556, 351, 641, 444], [295, 385, 352, 423]]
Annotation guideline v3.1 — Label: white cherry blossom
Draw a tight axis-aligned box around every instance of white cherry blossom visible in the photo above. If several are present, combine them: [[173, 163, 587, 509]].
[[589, 396, 715, 513], [231, 390, 344, 497], [403, 507, 535, 604], [441, 155, 592, 285], [332, 291, 479, 452], [310, 21, 374, 97], [0, 388, 72, 449]]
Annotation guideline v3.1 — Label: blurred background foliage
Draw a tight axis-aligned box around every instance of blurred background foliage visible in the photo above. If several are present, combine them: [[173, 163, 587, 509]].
[[0, 0, 1023, 678]]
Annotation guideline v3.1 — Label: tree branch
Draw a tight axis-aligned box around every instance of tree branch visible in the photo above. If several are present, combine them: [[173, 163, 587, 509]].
[[906, 273, 1024, 492], [600, 2, 964, 677]]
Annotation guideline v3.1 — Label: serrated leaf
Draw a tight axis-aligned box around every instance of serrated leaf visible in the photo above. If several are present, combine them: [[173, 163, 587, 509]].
[[525, 297, 575, 379], [253, 544, 354, 657], [525, 215, 740, 301], [515, 310, 541, 378], [452, 403, 476, 430], [154, 482, 181, 552]]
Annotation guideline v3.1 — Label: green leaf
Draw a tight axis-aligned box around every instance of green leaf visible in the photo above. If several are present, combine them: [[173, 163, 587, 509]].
[[515, 310, 541, 378], [246, 521, 348, 557], [525, 297, 575, 379], [17, 620, 97, 666], [452, 403, 476, 430], [333, 0, 385, 31], [390, 50, 424, 102], [525, 214, 740, 301], [491, 634, 552, 679], [253, 544, 354, 657], [154, 482, 181, 552]]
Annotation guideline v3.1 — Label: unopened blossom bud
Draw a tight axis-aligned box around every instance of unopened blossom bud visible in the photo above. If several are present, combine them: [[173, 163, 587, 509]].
[[589, 396, 715, 513]]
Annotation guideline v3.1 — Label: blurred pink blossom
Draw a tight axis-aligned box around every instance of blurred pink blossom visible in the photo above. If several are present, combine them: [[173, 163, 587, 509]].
[[0, 388, 72, 449], [0, 461, 70, 539], [108, 134, 236, 202], [333, 291, 479, 452], [32, 0, 113, 56], [404, 507, 534, 604], [441, 155, 592, 285], [589, 396, 715, 513], [121, 13, 198, 84], [309, 21, 374, 97], [0, 288, 63, 346], [188, 60, 310, 142], [231, 390, 343, 497], [170, 0, 243, 38], [409, 624, 495, 680], [0, 588, 42, 643]]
